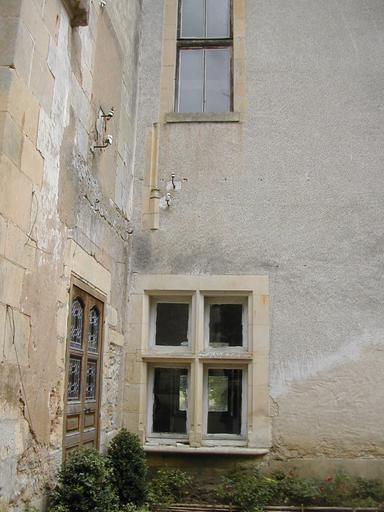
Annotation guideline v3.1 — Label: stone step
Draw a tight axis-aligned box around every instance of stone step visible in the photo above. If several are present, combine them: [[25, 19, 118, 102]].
[[155, 505, 380, 512]]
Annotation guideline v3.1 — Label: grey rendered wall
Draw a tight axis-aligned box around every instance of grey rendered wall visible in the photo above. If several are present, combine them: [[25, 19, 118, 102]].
[[131, 0, 384, 472]]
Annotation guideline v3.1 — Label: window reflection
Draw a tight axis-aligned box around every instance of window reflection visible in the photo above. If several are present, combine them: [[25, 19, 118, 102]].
[[209, 304, 243, 347], [155, 303, 189, 346], [207, 369, 242, 435], [153, 368, 188, 434]]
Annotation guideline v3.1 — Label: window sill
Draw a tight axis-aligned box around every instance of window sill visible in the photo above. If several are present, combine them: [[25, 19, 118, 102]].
[[198, 351, 253, 361], [165, 112, 241, 124], [142, 353, 194, 362], [143, 444, 269, 456]]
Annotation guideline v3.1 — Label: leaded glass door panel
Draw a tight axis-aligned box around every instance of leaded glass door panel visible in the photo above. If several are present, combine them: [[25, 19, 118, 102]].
[[64, 285, 104, 457]]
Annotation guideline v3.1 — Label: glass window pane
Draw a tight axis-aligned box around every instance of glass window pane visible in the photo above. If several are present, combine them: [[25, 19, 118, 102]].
[[208, 374, 228, 411], [209, 303, 243, 347], [207, 0, 230, 37], [88, 307, 99, 353], [153, 368, 188, 434], [86, 361, 97, 400], [178, 49, 204, 112], [180, 0, 205, 38], [155, 303, 189, 346], [67, 357, 81, 401], [70, 298, 84, 350], [207, 369, 242, 434], [179, 374, 188, 411], [205, 49, 231, 112]]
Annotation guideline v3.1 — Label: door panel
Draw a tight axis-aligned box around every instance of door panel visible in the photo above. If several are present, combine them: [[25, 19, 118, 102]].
[[64, 285, 104, 457]]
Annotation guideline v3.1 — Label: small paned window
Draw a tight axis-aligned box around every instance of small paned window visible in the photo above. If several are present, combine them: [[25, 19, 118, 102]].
[[67, 357, 81, 401], [70, 298, 84, 350], [209, 303, 243, 347], [88, 307, 99, 353], [152, 368, 188, 434], [176, 0, 232, 113], [154, 301, 190, 346], [207, 368, 242, 434], [86, 361, 97, 400]]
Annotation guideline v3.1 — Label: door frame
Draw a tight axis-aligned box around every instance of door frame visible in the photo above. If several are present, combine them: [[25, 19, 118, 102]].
[[62, 275, 106, 458]]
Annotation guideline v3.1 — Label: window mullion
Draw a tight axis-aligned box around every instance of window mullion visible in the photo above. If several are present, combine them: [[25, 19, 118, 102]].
[[203, 49, 207, 112], [204, 0, 207, 37]]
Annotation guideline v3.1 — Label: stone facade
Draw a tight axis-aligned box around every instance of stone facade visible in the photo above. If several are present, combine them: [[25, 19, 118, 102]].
[[0, 0, 141, 509], [0, 0, 384, 510]]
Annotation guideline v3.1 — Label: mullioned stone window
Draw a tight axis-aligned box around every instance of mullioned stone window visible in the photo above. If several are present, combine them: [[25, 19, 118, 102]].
[[126, 274, 271, 455]]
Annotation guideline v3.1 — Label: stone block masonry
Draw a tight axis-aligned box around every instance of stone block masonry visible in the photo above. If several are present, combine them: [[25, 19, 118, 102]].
[[0, 0, 142, 509]]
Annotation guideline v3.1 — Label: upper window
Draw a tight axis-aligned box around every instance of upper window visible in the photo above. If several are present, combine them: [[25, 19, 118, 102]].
[[150, 297, 192, 348], [176, 0, 232, 113], [205, 297, 247, 349]]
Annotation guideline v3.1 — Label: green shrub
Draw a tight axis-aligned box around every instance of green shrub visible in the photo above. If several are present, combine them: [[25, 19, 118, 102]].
[[317, 470, 355, 506], [118, 504, 150, 512], [273, 471, 320, 505], [147, 468, 192, 506], [354, 477, 384, 504], [107, 429, 147, 506], [49, 449, 119, 512], [217, 467, 278, 512]]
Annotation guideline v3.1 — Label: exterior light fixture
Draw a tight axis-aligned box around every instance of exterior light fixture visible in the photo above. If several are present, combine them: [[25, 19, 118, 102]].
[[92, 135, 113, 150]]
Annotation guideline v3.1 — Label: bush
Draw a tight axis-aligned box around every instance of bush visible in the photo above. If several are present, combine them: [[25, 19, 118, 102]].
[[49, 449, 119, 512], [317, 471, 356, 506], [147, 468, 192, 506], [118, 504, 150, 512], [354, 477, 384, 505], [217, 467, 278, 512], [107, 429, 147, 506], [273, 471, 320, 505], [216, 467, 384, 509]]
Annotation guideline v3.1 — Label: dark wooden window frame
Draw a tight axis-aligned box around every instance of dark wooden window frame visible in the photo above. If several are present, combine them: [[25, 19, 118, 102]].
[[175, 0, 234, 112]]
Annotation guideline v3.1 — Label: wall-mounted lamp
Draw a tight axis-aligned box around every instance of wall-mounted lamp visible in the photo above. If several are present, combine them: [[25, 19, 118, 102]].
[[92, 135, 113, 151], [160, 174, 182, 209], [101, 107, 114, 120]]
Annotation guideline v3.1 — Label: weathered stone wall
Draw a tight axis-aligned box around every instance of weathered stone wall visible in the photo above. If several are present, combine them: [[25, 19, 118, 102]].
[[0, 0, 141, 509], [1, 0, 384, 507], [130, 0, 384, 475]]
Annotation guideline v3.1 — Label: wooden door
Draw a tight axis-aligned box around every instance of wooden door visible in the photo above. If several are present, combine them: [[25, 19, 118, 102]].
[[64, 285, 104, 457]]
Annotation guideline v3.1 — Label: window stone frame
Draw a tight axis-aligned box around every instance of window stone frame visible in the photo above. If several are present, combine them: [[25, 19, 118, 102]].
[[125, 274, 271, 455], [159, 0, 246, 122]]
